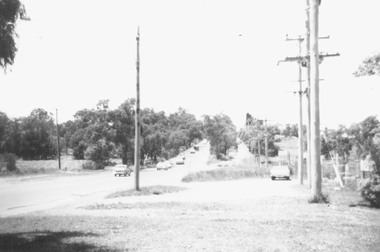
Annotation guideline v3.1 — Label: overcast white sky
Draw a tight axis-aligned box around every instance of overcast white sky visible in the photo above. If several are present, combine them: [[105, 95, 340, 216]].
[[1, 0, 380, 129]]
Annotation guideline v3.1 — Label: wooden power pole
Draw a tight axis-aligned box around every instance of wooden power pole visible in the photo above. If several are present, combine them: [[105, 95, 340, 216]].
[[310, 0, 321, 198], [264, 119, 268, 169], [134, 27, 141, 191], [283, 35, 304, 185], [305, 0, 312, 188], [56, 109, 61, 170], [278, 5, 339, 188]]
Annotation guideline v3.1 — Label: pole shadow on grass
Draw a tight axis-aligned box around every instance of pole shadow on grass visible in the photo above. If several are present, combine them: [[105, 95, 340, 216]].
[[0, 231, 116, 252]]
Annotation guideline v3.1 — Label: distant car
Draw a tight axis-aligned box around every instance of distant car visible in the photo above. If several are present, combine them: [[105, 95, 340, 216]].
[[156, 161, 172, 170], [113, 164, 133, 177], [190, 149, 196, 154], [270, 165, 290, 180], [175, 157, 185, 165]]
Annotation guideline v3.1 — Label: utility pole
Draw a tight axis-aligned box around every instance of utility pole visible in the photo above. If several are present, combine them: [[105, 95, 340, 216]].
[[305, 0, 312, 188], [297, 37, 304, 183], [283, 35, 304, 185], [264, 119, 268, 169], [56, 109, 61, 170], [310, 0, 321, 198], [134, 27, 141, 191], [257, 120, 262, 168], [305, 0, 329, 187], [278, 31, 339, 188]]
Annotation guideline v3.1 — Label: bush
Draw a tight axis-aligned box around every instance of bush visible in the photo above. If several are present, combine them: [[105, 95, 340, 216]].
[[84, 140, 113, 169], [72, 142, 87, 160], [216, 153, 230, 161], [81, 161, 101, 170], [360, 173, 380, 208], [0, 153, 18, 172]]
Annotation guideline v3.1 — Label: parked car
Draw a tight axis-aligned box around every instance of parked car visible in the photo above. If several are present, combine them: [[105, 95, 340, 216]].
[[270, 165, 290, 180], [156, 161, 172, 170], [175, 157, 185, 165], [113, 164, 133, 177]]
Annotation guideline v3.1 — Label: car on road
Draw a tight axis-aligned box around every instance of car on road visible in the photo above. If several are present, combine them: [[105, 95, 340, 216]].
[[113, 164, 133, 177], [270, 165, 290, 180], [156, 161, 172, 170], [175, 157, 185, 165]]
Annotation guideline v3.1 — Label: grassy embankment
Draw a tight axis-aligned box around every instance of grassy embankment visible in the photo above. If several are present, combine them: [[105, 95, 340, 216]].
[[182, 155, 270, 182], [0, 155, 118, 177], [1, 185, 379, 251]]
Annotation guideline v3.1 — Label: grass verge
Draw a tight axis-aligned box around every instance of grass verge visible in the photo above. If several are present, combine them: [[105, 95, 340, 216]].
[[105, 185, 186, 199], [182, 156, 269, 182], [1, 195, 379, 251], [308, 191, 330, 204], [82, 201, 224, 211]]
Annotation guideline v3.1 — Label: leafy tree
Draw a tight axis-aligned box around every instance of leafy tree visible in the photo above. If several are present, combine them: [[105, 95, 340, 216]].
[[349, 116, 380, 173], [281, 124, 299, 137], [0, 0, 28, 70], [69, 101, 116, 166], [0, 111, 10, 152], [238, 124, 279, 157], [140, 109, 168, 162], [18, 109, 56, 160], [108, 99, 135, 165], [59, 120, 76, 154], [70, 129, 87, 159], [321, 125, 352, 162], [168, 108, 203, 147], [354, 53, 380, 77], [84, 139, 114, 169], [203, 114, 237, 158]]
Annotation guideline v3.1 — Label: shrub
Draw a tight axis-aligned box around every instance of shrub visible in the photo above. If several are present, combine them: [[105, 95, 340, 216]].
[[84, 140, 113, 169], [82, 161, 100, 170], [72, 142, 87, 160], [0, 153, 18, 172], [216, 153, 230, 161], [360, 173, 380, 208]]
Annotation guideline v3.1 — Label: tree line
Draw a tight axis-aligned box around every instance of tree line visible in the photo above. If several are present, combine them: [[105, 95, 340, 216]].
[[321, 116, 380, 173], [0, 99, 238, 169], [238, 120, 280, 158]]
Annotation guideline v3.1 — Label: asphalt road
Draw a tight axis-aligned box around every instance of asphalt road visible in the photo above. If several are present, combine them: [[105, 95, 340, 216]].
[[0, 141, 210, 217]]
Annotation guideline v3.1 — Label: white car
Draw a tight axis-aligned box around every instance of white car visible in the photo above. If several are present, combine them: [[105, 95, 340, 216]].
[[156, 161, 172, 170], [270, 165, 290, 180], [113, 164, 133, 177]]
